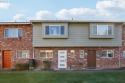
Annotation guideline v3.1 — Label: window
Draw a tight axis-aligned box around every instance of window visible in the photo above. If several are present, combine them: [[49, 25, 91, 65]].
[[45, 25, 65, 35], [91, 25, 113, 35], [100, 50, 114, 58], [40, 50, 53, 58], [16, 50, 29, 58], [79, 50, 84, 58], [4, 28, 22, 38]]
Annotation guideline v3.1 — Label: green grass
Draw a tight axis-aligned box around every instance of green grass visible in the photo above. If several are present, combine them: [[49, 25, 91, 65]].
[[0, 71, 125, 83]]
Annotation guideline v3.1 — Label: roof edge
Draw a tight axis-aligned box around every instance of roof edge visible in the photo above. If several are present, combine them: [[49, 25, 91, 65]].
[[30, 20, 125, 23], [0, 22, 31, 25]]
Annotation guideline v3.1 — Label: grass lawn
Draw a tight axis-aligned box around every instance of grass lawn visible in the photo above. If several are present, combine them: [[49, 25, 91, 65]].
[[0, 71, 125, 83]]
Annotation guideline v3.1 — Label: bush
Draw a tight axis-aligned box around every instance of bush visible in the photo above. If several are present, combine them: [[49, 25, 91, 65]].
[[43, 60, 52, 70], [14, 63, 29, 70]]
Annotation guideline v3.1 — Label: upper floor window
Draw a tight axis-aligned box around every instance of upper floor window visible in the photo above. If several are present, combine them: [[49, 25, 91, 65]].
[[92, 25, 113, 35], [4, 28, 22, 38], [45, 25, 65, 35]]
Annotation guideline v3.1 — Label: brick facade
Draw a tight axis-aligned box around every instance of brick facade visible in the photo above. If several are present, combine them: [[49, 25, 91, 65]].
[[34, 47, 125, 70], [0, 24, 32, 69]]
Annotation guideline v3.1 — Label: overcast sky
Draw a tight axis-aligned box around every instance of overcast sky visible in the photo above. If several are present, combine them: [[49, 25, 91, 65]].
[[0, 0, 125, 22]]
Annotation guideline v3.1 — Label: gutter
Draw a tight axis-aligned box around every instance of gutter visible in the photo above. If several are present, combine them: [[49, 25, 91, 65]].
[[33, 47, 35, 59]]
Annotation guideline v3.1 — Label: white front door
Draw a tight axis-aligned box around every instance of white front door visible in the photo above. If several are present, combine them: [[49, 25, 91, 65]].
[[58, 50, 67, 69]]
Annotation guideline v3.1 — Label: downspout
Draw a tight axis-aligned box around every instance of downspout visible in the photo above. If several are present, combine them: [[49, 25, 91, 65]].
[[33, 47, 35, 59], [32, 23, 34, 59], [118, 47, 121, 68]]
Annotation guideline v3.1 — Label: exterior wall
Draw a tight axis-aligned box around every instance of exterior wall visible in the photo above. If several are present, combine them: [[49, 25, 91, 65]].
[[34, 47, 122, 70], [0, 24, 32, 69], [33, 22, 122, 47]]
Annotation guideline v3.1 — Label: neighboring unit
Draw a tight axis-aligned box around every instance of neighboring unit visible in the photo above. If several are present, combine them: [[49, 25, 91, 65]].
[[31, 20, 125, 70], [0, 22, 32, 69]]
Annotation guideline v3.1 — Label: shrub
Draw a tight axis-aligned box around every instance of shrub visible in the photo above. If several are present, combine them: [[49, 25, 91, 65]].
[[43, 60, 52, 70], [14, 63, 29, 70]]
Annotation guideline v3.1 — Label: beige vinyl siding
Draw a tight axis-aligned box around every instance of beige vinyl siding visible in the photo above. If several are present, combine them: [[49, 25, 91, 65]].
[[33, 22, 122, 47]]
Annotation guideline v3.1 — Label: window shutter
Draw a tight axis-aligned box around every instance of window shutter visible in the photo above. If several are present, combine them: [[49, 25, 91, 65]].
[[108, 26, 112, 35], [92, 25, 97, 35], [61, 26, 65, 35], [18, 29, 23, 37], [45, 26, 49, 35], [5, 29, 9, 37]]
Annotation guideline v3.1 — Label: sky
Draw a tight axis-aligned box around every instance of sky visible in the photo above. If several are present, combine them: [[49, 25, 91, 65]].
[[0, 0, 125, 22]]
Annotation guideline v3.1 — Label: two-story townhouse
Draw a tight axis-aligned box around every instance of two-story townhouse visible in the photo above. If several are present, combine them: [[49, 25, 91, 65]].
[[0, 22, 32, 69], [0, 21, 125, 70], [31, 20, 125, 70]]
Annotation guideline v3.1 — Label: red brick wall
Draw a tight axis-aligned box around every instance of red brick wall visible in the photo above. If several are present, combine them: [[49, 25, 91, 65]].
[[34, 47, 123, 70], [0, 24, 32, 69]]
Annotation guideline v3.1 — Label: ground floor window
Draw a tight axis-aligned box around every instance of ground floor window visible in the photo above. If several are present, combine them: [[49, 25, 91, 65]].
[[40, 50, 53, 58], [100, 50, 114, 58], [79, 50, 84, 58], [16, 50, 29, 58]]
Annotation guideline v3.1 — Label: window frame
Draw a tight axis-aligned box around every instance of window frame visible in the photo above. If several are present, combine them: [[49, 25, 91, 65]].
[[44, 25, 65, 36], [4, 28, 23, 38], [100, 50, 114, 58], [40, 50, 53, 58], [91, 25, 113, 36]]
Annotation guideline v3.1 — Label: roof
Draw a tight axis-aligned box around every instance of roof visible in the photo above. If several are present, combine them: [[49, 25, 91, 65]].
[[0, 22, 31, 25], [30, 20, 125, 23]]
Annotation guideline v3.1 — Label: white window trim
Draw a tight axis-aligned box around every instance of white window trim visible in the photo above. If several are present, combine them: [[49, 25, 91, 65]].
[[44, 25, 64, 35], [101, 50, 114, 58], [40, 50, 53, 58], [91, 25, 113, 36], [4, 28, 23, 38]]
